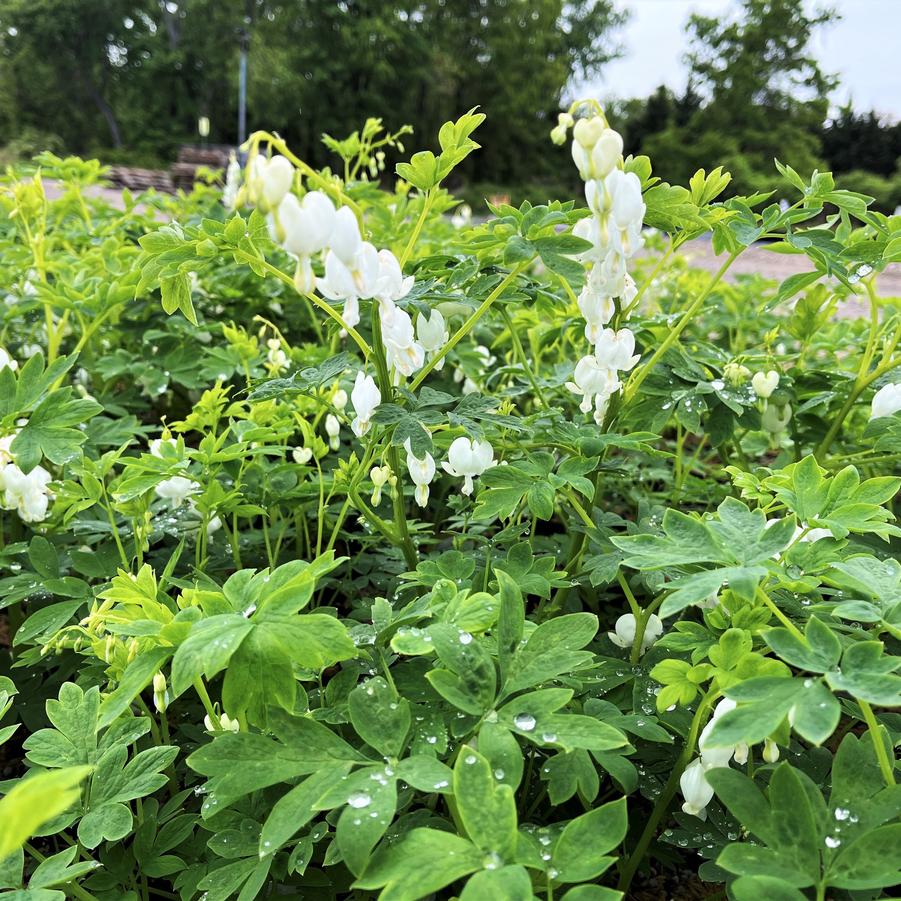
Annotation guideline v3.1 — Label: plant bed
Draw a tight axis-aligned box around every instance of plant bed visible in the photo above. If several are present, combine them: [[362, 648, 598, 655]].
[[0, 109, 898, 901]]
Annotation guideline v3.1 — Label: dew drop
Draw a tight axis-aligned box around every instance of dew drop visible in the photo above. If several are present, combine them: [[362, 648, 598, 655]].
[[513, 713, 536, 732], [347, 791, 371, 809]]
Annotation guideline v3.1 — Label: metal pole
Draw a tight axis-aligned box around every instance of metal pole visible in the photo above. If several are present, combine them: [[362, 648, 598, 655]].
[[238, 47, 247, 146]]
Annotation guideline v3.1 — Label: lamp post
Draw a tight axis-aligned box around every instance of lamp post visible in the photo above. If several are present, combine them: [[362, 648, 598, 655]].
[[237, 0, 253, 149]]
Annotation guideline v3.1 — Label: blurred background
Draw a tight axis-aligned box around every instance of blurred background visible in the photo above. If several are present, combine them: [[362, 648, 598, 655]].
[[0, 0, 897, 211]]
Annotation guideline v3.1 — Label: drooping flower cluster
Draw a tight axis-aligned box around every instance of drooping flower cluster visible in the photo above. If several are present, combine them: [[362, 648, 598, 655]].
[[242, 151, 429, 383], [557, 112, 645, 423], [679, 698, 780, 819], [0, 458, 53, 523]]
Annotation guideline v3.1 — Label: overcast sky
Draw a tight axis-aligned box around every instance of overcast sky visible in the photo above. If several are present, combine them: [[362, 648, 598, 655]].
[[577, 0, 900, 119]]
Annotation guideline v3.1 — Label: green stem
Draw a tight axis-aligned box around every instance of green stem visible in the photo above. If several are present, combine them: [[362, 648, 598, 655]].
[[757, 586, 804, 639], [193, 677, 218, 722], [368, 307, 418, 570], [231, 249, 371, 359], [399, 189, 433, 268], [617, 691, 716, 893], [409, 261, 532, 391], [502, 307, 547, 407], [859, 700, 896, 787], [624, 251, 739, 402], [622, 237, 674, 318]]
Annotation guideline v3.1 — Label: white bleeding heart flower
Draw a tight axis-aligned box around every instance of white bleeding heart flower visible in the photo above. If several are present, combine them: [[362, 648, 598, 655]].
[[332, 388, 348, 411], [441, 437, 496, 496], [763, 738, 780, 764], [751, 370, 780, 399], [269, 191, 336, 292], [607, 613, 663, 653], [292, 446, 313, 465], [149, 437, 178, 458], [249, 154, 294, 211], [318, 241, 380, 318], [578, 283, 615, 346], [0, 463, 53, 522], [381, 307, 424, 379], [594, 327, 640, 372], [416, 309, 449, 370], [204, 711, 240, 732], [680, 758, 715, 820], [606, 169, 645, 230], [374, 249, 415, 318], [698, 699, 748, 770], [0, 432, 17, 465], [350, 371, 381, 438], [404, 438, 436, 508], [870, 382, 901, 420], [154, 475, 197, 509], [566, 355, 621, 414]]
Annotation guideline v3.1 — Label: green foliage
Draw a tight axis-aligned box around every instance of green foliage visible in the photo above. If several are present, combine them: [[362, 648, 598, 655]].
[[0, 108, 898, 901]]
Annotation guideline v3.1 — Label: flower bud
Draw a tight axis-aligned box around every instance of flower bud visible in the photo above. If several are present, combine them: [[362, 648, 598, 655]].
[[723, 362, 751, 386], [763, 738, 780, 764], [152, 672, 169, 713], [590, 129, 624, 178], [370, 465, 391, 506], [325, 413, 341, 451]]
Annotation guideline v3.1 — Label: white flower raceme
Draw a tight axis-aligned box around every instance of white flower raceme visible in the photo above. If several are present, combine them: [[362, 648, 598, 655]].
[[155, 475, 197, 508], [370, 465, 391, 505], [404, 438, 436, 508], [870, 382, 901, 420], [441, 437, 496, 496], [350, 371, 380, 438], [381, 307, 425, 379], [204, 711, 240, 733], [607, 613, 663, 653], [0, 463, 53, 523], [416, 309, 449, 370], [248, 154, 294, 211], [325, 414, 341, 451], [0, 347, 18, 371], [751, 370, 780, 399]]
